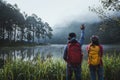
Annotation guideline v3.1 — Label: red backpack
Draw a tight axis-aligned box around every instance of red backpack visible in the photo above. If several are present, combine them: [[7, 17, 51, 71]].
[[67, 42, 83, 64]]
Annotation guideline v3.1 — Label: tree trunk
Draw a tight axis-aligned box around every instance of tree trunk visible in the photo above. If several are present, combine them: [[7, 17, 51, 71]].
[[2, 24, 5, 40], [33, 26, 35, 42], [21, 28, 24, 41], [9, 31, 12, 43], [14, 26, 16, 42]]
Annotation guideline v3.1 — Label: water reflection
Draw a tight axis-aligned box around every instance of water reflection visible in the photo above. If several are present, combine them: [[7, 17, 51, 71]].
[[0, 44, 119, 63]]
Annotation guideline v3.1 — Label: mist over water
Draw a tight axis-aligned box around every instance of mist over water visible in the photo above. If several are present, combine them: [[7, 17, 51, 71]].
[[0, 44, 119, 61]]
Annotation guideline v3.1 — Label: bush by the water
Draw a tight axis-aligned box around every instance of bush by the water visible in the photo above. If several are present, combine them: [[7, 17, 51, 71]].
[[0, 53, 120, 80]]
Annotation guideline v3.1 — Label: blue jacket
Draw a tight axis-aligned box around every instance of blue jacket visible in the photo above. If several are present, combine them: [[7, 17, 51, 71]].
[[63, 30, 85, 62]]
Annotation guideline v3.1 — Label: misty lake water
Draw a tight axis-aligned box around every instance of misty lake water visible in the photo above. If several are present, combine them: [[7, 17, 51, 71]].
[[0, 44, 120, 61]]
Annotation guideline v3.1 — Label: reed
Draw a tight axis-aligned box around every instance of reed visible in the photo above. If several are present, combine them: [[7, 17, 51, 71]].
[[0, 53, 120, 80]]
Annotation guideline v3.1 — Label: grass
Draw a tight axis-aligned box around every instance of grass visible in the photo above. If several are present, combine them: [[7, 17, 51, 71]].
[[0, 53, 120, 80]]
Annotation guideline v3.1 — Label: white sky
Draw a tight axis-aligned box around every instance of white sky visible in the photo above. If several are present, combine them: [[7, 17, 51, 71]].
[[6, 0, 100, 27]]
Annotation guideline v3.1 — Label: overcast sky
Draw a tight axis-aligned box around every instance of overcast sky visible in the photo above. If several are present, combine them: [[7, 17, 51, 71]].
[[6, 0, 100, 27]]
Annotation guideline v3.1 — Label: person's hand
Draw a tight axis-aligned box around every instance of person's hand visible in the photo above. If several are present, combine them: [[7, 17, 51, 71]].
[[80, 24, 85, 30]]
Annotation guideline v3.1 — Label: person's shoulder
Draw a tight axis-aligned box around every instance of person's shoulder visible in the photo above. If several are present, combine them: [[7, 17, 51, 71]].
[[99, 44, 103, 47], [98, 44, 103, 50], [76, 40, 81, 45], [87, 43, 92, 47]]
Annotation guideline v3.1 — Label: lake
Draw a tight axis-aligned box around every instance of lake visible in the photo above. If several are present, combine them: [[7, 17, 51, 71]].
[[0, 44, 120, 61]]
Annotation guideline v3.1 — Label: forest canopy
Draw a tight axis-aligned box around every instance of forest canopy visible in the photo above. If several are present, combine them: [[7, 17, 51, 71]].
[[0, 0, 53, 46]]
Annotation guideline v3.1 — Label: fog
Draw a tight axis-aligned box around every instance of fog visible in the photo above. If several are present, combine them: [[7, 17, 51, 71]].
[[46, 12, 102, 44], [47, 12, 120, 44], [4, 0, 120, 44], [6, 0, 100, 27]]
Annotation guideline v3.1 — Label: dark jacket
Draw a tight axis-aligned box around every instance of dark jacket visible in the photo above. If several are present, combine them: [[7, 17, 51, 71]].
[[63, 30, 85, 62]]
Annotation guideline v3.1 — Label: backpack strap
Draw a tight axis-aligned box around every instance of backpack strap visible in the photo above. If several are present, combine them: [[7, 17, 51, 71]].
[[86, 43, 92, 54]]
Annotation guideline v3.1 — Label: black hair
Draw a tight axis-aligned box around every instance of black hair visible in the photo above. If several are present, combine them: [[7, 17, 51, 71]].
[[68, 32, 76, 40], [90, 35, 99, 45]]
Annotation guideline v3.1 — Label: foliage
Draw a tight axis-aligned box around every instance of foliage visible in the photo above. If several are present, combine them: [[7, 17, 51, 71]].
[[87, 0, 120, 44], [49, 21, 120, 44], [100, 0, 120, 11], [0, 0, 53, 45], [89, 0, 120, 23], [103, 53, 120, 80], [0, 53, 120, 80]]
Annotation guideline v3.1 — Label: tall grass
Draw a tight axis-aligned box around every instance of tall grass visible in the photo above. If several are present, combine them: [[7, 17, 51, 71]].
[[103, 53, 120, 80], [0, 53, 120, 80]]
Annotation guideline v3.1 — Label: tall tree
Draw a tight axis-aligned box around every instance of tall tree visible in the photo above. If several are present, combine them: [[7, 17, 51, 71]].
[[0, 0, 53, 44], [25, 15, 37, 42], [89, 0, 120, 24], [44, 22, 53, 39], [89, 0, 120, 43]]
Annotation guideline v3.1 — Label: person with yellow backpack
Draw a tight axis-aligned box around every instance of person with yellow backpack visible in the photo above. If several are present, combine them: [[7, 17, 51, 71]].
[[86, 35, 104, 80]]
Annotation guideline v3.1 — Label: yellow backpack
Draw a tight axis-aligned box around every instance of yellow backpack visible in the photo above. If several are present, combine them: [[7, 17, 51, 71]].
[[88, 45, 101, 65]]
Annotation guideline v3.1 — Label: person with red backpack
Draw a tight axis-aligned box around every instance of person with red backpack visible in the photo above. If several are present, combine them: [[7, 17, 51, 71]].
[[86, 35, 104, 80], [63, 24, 85, 80]]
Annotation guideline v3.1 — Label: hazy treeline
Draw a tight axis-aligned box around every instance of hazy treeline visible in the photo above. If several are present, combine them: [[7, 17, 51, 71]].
[[49, 0, 120, 44], [49, 18, 120, 44], [0, 0, 53, 45]]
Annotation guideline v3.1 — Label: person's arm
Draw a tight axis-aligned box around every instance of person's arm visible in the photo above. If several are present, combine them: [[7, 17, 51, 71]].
[[63, 46, 68, 62], [86, 44, 90, 53], [99, 45, 103, 57], [99, 45, 103, 66], [79, 29, 85, 46], [79, 24, 85, 47]]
